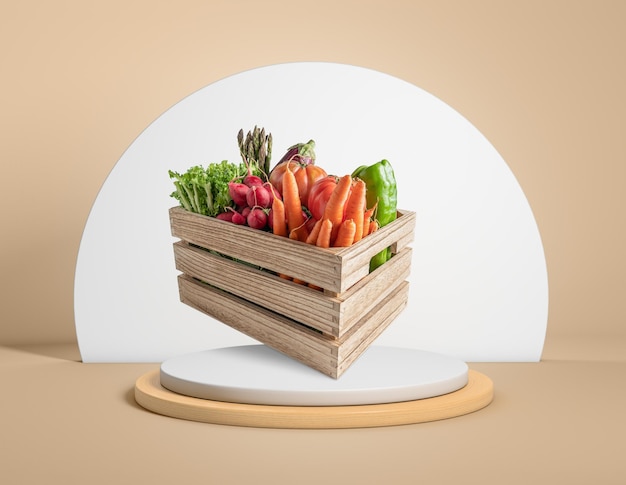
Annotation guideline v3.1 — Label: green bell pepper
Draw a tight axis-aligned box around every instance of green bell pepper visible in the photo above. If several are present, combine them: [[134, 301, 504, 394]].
[[352, 159, 398, 271]]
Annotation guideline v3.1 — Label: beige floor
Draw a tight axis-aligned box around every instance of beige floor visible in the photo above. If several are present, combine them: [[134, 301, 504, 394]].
[[2, 336, 625, 485]]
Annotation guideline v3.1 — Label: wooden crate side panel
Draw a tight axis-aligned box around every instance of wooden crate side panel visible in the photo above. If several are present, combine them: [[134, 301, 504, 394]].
[[177, 275, 410, 379], [177, 275, 341, 378], [337, 248, 412, 336], [174, 240, 412, 339], [170, 206, 416, 294], [170, 206, 344, 291], [173, 241, 341, 336], [336, 281, 410, 367], [336, 210, 416, 292], [336, 284, 410, 377]]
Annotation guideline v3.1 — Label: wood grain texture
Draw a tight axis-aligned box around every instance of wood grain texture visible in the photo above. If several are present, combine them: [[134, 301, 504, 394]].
[[169, 205, 415, 377], [174, 241, 412, 338], [170, 206, 416, 293], [134, 369, 494, 429], [178, 275, 410, 378]]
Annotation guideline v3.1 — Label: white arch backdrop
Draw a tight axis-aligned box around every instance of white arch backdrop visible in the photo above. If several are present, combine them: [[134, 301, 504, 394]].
[[74, 62, 548, 363]]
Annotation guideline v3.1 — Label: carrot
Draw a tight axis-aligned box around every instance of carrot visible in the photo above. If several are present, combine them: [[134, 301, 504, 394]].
[[367, 219, 379, 236], [316, 218, 333, 248], [334, 219, 357, 247], [305, 218, 323, 245], [271, 197, 287, 237], [282, 163, 308, 241], [343, 179, 366, 244], [362, 204, 377, 238], [322, 174, 352, 244]]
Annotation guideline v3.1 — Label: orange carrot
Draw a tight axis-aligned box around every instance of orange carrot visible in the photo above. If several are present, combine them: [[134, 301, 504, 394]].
[[362, 204, 377, 238], [305, 218, 323, 245], [282, 164, 308, 241], [343, 179, 366, 244], [322, 174, 352, 243], [367, 219, 379, 236], [334, 219, 357, 247], [316, 218, 333, 248], [271, 197, 287, 237]]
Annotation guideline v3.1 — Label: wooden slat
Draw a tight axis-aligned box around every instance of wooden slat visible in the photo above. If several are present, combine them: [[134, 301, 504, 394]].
[[173, 242, 340, 336], [170, 206, 416, 294], [336, 281, 410, 367], [174, 241, 412, 338], [177, 275, 410, 379], [334, 210, 416, 292], [170, 206, 343, 291], [170, 205, 416, 377], [178, 275, 339, 377], [334, 248, 412, 336]]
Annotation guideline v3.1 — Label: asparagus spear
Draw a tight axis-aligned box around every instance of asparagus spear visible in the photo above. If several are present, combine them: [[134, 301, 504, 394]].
[[237, 126, 272, 179]]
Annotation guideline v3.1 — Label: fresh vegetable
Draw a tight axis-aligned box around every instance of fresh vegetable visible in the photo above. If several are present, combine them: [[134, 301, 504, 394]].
[[269, 160, 327, 207], [322, 174, 352, 244], [281, 163, 309, 241], [352, 159, 398, 271], [362, 205, 377, 238], [334, 219, 357, 247], [169, 160, 255, 217], [237, 126, 273, 178], [315, 219, 333, 249], [228, 182, 250, 207], [247, 207, 268, 229], [276, 139, 316, 166], [246, 184, 272, 209], [170, 128, 401, 292], [343, 178, 366, 244], [271, 194, 287, 237], [307, 175, 339, 221], [305, 218, 323, 245]]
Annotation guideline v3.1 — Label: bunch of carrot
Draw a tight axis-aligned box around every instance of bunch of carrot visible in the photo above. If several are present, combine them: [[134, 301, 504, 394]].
[[272, 165, 378, 249], [271, 166, 378, 289]]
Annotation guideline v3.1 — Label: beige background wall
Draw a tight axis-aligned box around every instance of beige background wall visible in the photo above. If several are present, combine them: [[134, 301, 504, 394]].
[[2, 1, 624, 354]]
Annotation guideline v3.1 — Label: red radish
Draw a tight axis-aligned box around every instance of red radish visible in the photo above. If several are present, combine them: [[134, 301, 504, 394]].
[[246, 185, 271, 208], [228, 182, 250, 207], [231, 211, 246, 225], [247, 208, 268, 229], [243, 174, 264, 187], [240, 206, 252, 218], [215, 211, 234, 222]]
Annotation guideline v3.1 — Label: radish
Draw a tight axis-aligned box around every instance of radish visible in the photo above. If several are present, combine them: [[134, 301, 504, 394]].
[[246, 185, 271, 209], [247, 208, 268, 229], [240, 206, 252, 218], [215, 211, 234, 222], [228, 182, 250, 207], [243, 174, 264, 187], [231, 211, 246, 225]]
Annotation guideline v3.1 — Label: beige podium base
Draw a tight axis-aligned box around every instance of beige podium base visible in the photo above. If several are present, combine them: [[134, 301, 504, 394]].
[[135, 369, 494, 429]]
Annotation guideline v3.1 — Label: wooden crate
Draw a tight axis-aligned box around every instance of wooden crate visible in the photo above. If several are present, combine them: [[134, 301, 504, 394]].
[[169, 205, 416, 378]]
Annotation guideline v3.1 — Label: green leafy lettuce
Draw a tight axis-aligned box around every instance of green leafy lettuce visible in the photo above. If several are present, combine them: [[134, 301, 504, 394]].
[[168, 160, 259, 217]]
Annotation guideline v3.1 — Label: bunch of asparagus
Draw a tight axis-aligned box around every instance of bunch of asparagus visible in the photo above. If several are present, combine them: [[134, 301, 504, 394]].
[[237, 126, 273, 178]]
